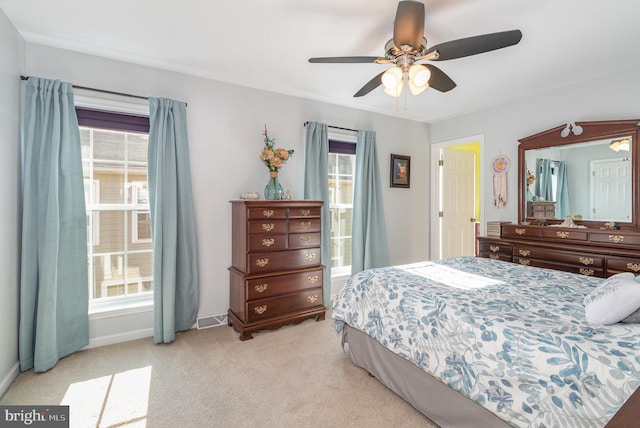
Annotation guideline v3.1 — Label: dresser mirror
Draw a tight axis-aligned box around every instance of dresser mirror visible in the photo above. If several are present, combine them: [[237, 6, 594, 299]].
[[518, 119, 640, 229]]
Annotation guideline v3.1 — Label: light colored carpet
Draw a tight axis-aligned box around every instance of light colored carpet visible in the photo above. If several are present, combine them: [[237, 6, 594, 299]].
[[1, 314, 438, 428]]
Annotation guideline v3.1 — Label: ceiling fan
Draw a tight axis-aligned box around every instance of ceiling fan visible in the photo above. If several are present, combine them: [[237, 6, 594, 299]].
[[308, 1, 522, 98]]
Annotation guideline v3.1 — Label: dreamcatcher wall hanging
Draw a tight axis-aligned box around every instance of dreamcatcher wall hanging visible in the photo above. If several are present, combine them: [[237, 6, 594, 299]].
[[490, 155, 510, 208]]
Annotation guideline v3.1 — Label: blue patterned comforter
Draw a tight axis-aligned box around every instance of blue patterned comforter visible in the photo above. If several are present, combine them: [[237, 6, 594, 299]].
[[332, 257, 640, 427]]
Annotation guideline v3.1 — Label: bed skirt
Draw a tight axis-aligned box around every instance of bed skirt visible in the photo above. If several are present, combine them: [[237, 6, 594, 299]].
[[342, 324, 510, 428]]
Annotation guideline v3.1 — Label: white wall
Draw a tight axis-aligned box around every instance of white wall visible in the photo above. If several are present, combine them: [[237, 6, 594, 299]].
[[25, 43, 430, 344], [0, 8, 24, 397], [430, 67, 640, 227]]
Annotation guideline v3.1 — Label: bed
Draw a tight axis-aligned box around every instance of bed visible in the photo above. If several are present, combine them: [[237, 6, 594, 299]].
[[332, 256, 640, 427]]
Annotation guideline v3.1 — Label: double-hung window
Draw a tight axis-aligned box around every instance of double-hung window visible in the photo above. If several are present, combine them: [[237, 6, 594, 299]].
[[77, 108, 153, 305], [328, 138, 356, 277]]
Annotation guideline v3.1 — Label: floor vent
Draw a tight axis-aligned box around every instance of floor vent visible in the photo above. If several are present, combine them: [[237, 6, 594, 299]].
[[197, 313, 228, 330]]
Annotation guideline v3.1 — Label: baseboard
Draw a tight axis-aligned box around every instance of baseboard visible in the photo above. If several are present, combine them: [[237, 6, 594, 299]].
[[0, 362, 19, 398], [83, 327, 154, 350]]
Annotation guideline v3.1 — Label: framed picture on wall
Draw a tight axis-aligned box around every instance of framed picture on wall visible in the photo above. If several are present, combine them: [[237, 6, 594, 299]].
[[390, 154, 410, 188]]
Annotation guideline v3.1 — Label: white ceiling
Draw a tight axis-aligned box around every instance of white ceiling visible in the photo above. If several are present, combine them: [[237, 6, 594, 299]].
[[2, 0, 640, 123]]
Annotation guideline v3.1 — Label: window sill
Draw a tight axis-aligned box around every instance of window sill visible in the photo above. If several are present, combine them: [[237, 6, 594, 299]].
[[89, 293, 153, 320]]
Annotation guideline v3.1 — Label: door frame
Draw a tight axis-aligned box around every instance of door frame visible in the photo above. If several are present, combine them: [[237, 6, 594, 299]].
[[430, 134, 485, 260]]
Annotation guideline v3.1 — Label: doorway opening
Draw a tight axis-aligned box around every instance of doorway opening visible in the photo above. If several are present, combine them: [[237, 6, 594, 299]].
[[430, 136, 483, 260]]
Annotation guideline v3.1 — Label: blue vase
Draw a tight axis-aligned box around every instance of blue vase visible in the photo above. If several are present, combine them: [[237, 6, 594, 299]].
[[264, 174, 284, 200]]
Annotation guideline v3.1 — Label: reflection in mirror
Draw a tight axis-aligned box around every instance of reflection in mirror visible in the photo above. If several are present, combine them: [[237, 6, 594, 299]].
[[524, 136, 632, 222]]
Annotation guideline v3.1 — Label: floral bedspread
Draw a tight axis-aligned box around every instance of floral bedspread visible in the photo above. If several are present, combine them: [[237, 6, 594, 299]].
[[332, 257, 640, 427]]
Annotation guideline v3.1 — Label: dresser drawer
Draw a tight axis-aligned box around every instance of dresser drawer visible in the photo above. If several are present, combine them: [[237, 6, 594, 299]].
[[288, 206, 322, 218], [248, 247, 321, 273], [247, 287, 323, 322], [480, 253, 512, 262], [249, 219, 287, 234], [249, 234, 287, 252], [589, 231, 640, 246], [246, 268, 323, 300], [607, 257, 640, 275], [479, 241, 511, 256], [540, 228, 588, 241], [288, 232, 321, 249], [247, 207, 287, 220], [513, 257, 604, 277], [502, 225, 541, 238], [512, 245, 603, 268], [289, 217, 321, 233]]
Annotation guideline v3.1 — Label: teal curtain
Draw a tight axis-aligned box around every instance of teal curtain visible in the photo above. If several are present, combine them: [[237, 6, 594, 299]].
[[148, 97, 199, 344], [536, 158, 553, 202], [20, 77, 89, 372], [555, 161, 570, 218], [351, 130, 389, 274], [303, 122, 331, 307]]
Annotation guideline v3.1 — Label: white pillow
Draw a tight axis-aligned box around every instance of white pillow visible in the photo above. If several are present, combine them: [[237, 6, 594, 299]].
[[583, 272, 640, 325]]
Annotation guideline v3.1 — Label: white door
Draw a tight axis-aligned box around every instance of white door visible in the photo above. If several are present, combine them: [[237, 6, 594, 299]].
[[590, 158, 631, 221], [441, 149, 476, 258]]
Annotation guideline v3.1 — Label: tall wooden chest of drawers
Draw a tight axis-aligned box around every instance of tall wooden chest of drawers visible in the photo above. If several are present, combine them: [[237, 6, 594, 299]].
[[228, 200, 325, 340]]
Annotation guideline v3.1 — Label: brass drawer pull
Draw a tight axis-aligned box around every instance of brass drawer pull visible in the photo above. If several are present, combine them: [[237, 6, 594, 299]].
[[300, 209, 310, 216], [256, 258, 269, 267], [489, 254, 499, 260], [518, 249, 530, 257], [609, 235, 624, 243], [254, 305, 267, 315], [308, 275, 319, 284], [579, 268, 595, 276], [262, 209, 274, 218], [307, 295, 318, 303], [489, 245, 499, 252], [305, 253, 316, 261], [300, 221, 311, 230], [300, 235, 311, 243], [556, 231, 569, 239], [262, 223, 275, 232], [255, 284, 268, 293], [519, 259, 530, 266], [261, 238, 275, 247], [627, 263, 640, 272], [515, 228, 526, 235], [579, 257, 594, 266]]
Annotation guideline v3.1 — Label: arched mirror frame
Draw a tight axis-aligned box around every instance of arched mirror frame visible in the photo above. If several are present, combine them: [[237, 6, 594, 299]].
[[518, 119, 640, 230]]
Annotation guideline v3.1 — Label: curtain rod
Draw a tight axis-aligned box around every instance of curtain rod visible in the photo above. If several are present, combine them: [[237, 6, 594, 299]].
[[303, 121, 357, 133], [21, 75, 148, 101], [20, 75, 187, 106]]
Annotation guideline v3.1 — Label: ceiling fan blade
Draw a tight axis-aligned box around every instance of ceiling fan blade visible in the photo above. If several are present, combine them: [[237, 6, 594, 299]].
[[309, 56, 381, 64], [425, 29, 523, 61], [393, 1, 425, 50], [424, 64, 456, 92], [353, 71, 386, 97]]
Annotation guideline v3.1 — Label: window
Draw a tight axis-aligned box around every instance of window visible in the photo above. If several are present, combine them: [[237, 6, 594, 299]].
[[78, 108, 153, 301], [328, 139, 356, 276]]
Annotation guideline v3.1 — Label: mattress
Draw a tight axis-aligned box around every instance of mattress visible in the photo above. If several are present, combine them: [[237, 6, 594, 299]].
[[332, 256, 640, 427]]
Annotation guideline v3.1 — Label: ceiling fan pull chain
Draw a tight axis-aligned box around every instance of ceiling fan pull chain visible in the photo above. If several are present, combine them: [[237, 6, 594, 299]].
[[404, 71, 408, 112]]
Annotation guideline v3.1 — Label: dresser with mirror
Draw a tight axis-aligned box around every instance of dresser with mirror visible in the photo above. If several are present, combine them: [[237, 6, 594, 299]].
[[478, 119, 640, 277]]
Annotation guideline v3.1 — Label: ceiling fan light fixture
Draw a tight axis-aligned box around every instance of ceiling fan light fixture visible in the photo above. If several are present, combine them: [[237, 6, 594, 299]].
[[409, 64, 430, 86], [408, 64, 430, 95], [610, 138, 630, 152], [382, 66, 403, 90], [384, 81, 404, 97]]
